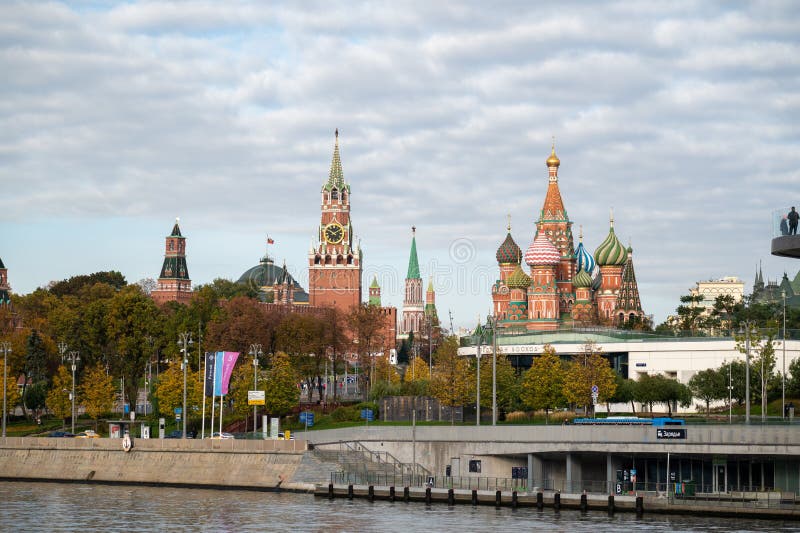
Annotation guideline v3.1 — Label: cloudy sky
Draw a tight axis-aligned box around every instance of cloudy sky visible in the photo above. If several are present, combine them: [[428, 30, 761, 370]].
[[2, 1, 799, 328]]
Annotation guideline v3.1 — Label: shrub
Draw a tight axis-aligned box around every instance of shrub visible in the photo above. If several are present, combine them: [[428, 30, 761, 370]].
[[505, 411, 531, 423]]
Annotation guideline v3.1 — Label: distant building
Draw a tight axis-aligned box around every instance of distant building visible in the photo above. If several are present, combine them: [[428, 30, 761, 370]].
[[751, 264, 800, 308], [238, 255, 309, 304], [400, 227, 425, 335], [0, 256, 10, 308], [689, 276, 744, 314], [151, 219, 192, 306]]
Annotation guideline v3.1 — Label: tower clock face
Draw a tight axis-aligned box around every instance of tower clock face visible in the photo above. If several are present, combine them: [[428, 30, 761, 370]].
[[324, 223, 344, 244]]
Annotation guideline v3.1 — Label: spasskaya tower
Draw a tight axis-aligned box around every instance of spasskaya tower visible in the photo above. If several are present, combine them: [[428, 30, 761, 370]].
[[308, 130, 363, 311]]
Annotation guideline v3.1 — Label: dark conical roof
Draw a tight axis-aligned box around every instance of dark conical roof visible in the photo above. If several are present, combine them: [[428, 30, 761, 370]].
[[0, 257, 5, 269]]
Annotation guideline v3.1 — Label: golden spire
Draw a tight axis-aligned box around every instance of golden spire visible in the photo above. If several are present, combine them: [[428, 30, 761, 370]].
[[579, 224, 583, 243], [546, 136, 560, 167], [507, 213, 512, 232], [610, 207, 615, 228]]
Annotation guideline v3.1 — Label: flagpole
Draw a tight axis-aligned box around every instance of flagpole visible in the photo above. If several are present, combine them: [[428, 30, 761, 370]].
[[210, 353, 217, 438], [201, 353, 207, 439], [219, 394, 224, 436]]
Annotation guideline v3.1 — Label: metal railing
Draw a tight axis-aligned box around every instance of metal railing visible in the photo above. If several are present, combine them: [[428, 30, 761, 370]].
[[341, 441, 431, 478]]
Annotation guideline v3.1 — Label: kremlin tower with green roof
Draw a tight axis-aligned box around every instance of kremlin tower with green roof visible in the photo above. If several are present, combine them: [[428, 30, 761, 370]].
[[401, 226, 424, 334], [491, 143, 644, 329]]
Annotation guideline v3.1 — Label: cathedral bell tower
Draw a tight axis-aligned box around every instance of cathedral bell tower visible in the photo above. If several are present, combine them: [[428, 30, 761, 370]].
[[308, 130, 363, 311]]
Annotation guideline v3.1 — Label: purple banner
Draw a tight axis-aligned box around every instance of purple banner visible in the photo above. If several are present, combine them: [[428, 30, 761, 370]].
[[204, 352, 216, 397], [214, 351, 239, 396]]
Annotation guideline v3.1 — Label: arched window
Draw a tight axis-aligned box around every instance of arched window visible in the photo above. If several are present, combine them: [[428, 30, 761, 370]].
[[341, 191, 347, 203], [336, 255, 344, 265], [325, 255, 332, 265], [331, 188, 338, 201], [314, 255, 321, 265]]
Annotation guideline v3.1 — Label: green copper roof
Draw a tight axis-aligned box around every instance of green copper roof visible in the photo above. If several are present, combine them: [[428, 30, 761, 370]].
[[170, 220, 183, 237], [370, 275, 380, 289], [323, 129, 350, 193], [407, 229, 421, 279], [426, 277, 434, 293]]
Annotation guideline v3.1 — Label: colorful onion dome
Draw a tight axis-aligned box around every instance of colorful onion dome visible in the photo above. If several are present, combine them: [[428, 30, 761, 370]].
[[594, 225, 627, 266], [575, 241, 595, 275], [525, 230, 561, 267], [496, 231, 522, 264], [573, 267, 593, 288], [506, 265, 531, 289]]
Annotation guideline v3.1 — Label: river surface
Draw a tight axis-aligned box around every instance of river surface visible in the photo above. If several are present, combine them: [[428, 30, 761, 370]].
[[1, 481, 798, 532]]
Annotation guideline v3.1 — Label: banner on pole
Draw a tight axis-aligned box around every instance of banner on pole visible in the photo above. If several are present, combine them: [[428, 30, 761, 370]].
[[214, 351, 239, 396], [204, 352, 216, 397]]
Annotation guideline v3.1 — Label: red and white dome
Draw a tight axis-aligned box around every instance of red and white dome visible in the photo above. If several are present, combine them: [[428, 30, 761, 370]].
[[524, 231, 560, 267]]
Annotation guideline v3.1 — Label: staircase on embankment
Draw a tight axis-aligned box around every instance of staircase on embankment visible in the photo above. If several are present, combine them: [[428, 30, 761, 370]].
[[311, 441, 431, 486]]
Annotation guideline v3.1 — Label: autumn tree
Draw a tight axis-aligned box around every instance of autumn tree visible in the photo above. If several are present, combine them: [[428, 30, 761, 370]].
[[404, 356, 430, 383], [263, 352, 299, 417], [46, 365, 73, 426], [79, 363, 116, 430], [227, 363, 256, 423], [154, 362, 202, 417], [347, 303, 388, 398], [562, 343, 617, 416], [276, 313, 325, 395], [429, 337, 474, 424], [520, 346, 565, 422], [373, 354, 400, 385], [0, 356, 21, 414]]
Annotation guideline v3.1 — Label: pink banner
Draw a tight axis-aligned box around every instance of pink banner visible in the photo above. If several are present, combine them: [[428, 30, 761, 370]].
[[215, 351, 239, 395]]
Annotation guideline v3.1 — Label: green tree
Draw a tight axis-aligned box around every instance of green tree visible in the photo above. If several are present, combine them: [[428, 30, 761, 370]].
[[674, 294, 709, 336], [735, 323, 777, 416], [520, 346, 565, 423], [689, 368, 726, 418], [46, 365, 72, 426], [105, 285, 163, 411], [611, 376, 637, 414], [0, 357, 21, 413], [634, 374, 691, 416], [263, 352, 299, 417], [79, 363, 116, 430], [478, 352, 519, 414], [23, 381, 47, 420], [429, 337, 473, 424], [562, 343, 617, 415]]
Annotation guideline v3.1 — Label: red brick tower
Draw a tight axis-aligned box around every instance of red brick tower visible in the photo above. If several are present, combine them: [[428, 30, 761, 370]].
[[0, 256, 11, 308], [308, 130, 363, 312], [536, 142, 575, 317], [594, 212, 628, 322], [152, 219, 192, 306]]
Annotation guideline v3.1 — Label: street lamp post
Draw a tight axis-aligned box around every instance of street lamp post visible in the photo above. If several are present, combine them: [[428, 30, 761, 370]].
[[62, 351, 80, 434], [428, 316, 433, 380], [487, 314, 498, 426], [1, 341, 11, 438], [177, 332, 193, 438], [783, 290, 787, 420], [248, 344, 262, 435], [739, 323, 752, 424], [476, 329, 482, 427]]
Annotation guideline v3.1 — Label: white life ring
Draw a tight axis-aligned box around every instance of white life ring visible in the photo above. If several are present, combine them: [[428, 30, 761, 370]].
[[122, 433, 133, 453]]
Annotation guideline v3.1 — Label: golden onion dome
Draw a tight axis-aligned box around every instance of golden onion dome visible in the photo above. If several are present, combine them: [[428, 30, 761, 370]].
[[546, 144, 560, 168]]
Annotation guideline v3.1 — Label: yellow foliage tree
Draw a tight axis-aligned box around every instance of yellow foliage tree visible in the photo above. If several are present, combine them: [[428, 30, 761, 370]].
[[154, 362, 202, 418], [404, 356, 430, 383], [562, 343, 617, 415], [46, 365, 72, 426], [1, 358, 20, 414], [79, 363, 116, 430], [373, 354, 400, 384], [520, 345, 566, 422], [264, 352, 300, 417], [228, 362, 256, 421], [429, 337, 474, 424]]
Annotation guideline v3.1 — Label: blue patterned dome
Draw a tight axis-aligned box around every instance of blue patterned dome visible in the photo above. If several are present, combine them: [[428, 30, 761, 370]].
[[575, 241, 595, 275]]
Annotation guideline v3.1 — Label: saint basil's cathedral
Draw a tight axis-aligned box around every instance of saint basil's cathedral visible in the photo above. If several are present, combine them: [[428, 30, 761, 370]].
[[492, 144, 644, 330]]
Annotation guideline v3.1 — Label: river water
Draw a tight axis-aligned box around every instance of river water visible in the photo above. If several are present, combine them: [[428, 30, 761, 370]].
[[1, 481, 797, 532]]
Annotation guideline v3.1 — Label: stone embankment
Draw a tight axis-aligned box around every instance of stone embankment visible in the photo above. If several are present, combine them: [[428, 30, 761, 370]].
[[0, 437, 318, 492]]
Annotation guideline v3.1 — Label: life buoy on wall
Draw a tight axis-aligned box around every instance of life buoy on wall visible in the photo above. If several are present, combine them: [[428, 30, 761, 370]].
[[122, 433, 133, 453]]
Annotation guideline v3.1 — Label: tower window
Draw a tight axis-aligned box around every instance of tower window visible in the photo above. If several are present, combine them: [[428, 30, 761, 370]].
[[331, 188, 338, 201]]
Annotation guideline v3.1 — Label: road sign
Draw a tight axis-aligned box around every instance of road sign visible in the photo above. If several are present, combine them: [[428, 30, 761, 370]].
[[299, 411, 315, 427], [360, 408, 374, 422], [591, 385, 599, 394], [248, 390, 265, 406]]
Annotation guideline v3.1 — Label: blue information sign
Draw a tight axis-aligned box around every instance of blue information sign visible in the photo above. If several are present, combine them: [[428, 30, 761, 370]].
[[300, 411, 315, 427], [360, 408, 374, 422]]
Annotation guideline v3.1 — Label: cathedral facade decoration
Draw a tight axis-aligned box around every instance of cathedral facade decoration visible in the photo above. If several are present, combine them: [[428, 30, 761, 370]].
[[491, 144, 644, 329]]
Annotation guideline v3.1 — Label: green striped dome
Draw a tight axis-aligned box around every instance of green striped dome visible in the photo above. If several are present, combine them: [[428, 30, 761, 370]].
[[506, 265, 531, 290], [594, 227, 627, 266], [573, 268, 594, 288]]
